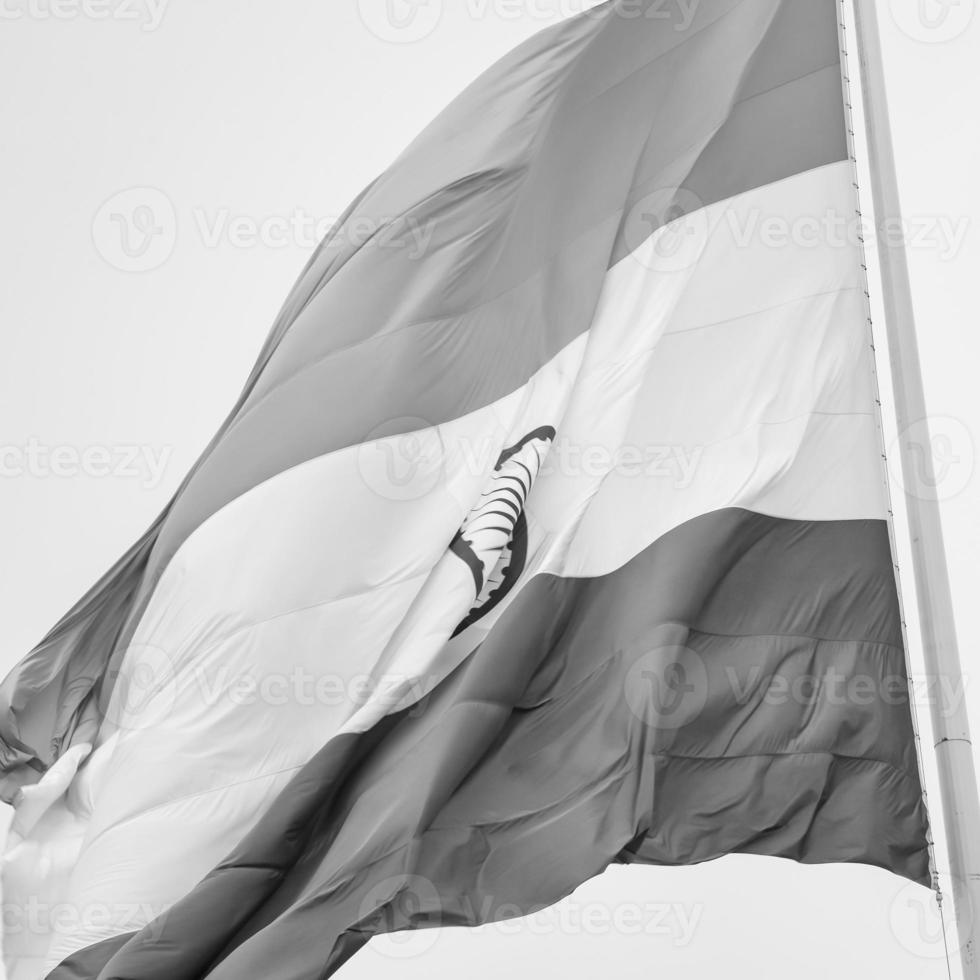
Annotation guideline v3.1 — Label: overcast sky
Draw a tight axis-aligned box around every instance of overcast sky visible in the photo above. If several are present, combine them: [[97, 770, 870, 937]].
[[1, 1, 978, 977]]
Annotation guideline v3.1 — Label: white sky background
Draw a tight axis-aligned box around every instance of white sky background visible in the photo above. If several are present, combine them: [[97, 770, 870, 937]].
[[0, 0, 977, 977]]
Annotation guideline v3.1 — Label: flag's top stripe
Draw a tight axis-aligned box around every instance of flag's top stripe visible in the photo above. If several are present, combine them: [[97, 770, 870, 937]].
[[609, 0, 846, 262]]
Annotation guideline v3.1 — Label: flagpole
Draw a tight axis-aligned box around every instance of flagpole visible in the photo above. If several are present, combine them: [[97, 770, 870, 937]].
[[850, 1, 980, 975]]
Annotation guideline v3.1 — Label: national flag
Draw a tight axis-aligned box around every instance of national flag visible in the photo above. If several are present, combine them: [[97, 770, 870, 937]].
[[1, 2, 931, 978]]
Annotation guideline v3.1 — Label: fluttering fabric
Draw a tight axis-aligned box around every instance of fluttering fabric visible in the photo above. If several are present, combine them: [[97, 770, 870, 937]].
[[1, 2, 930, 978]]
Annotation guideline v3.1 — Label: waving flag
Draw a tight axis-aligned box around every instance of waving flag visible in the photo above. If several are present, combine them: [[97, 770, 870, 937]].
[[2, 1, 931, 978]]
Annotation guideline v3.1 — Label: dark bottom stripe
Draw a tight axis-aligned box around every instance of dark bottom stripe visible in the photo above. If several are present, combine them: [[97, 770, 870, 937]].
[[72, 509, 927, 980]]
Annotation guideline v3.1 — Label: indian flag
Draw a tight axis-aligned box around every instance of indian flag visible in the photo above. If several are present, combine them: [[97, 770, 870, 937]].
[[1, 1, 930, 977]]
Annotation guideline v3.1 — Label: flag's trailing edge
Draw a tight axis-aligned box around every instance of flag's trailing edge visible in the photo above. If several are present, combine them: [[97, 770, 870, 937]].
[[2, 1, 931, 978]]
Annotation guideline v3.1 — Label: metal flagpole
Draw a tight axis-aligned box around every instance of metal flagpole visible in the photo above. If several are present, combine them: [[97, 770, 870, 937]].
[[850, 2, 980, 976]]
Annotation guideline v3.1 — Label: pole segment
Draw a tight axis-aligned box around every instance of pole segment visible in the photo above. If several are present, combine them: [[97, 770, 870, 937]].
[[850, 2, 980, 975]]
